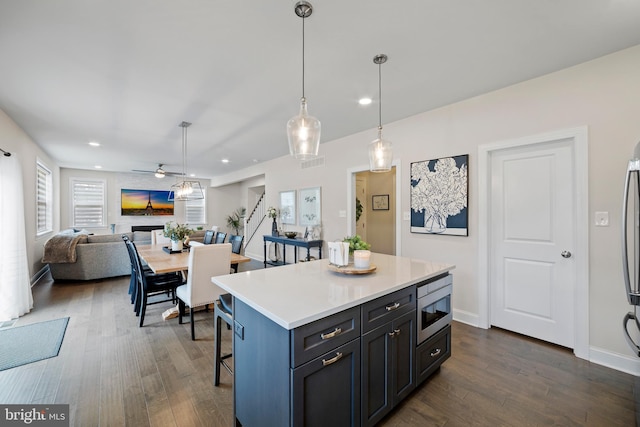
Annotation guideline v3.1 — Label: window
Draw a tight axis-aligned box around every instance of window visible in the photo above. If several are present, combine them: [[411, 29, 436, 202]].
[[185, 195, 205, 227], [36, 161, 52, 235], [71, 178, 106, 228]]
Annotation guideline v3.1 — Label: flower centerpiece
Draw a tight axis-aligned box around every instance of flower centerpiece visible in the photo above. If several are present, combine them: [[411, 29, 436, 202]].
[[267, 206, 279, 236], [163, 221, 192, 251]]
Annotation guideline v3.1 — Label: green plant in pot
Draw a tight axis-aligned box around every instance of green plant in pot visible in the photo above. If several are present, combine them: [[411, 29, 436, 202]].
[[164, 221, 192, 251], [343, 235, 371, 254], [226, 207, 246, 235]]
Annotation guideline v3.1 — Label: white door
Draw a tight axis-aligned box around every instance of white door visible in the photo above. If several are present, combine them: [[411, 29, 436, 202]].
[[490, 139, 575, 348]]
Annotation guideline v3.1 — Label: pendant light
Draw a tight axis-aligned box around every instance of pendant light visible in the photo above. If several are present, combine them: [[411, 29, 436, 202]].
[[168, 121, 204, 201], [368, 54, 393, 173], [287, 1, 321, 160]]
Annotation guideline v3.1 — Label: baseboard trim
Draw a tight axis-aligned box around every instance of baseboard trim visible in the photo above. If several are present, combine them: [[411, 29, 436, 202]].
[[589, 345, 640, 376], [453, 309, 481, 328]]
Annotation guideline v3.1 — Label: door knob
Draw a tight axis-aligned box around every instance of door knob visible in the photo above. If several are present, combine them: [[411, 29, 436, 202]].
[[561, 251, 572, 258]]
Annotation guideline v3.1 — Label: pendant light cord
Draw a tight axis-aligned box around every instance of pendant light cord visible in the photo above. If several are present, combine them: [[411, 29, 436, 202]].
[[179, 121, 191, 179], [378, 60, 382, 130], [301, 14, 306, 99]]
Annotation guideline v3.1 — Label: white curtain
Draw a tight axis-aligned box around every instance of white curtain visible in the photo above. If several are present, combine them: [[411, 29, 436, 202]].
[[0, 154, 33, 321]]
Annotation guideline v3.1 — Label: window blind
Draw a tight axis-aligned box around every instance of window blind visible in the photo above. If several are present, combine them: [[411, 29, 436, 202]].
[[72, 179, 106, 228]]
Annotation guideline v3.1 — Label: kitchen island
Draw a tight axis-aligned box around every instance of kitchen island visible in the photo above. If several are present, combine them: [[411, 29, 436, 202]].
[[212, 253, 455, 427]]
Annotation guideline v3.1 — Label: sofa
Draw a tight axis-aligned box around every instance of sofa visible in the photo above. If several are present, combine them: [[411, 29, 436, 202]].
[[44, 229, 207, 281]]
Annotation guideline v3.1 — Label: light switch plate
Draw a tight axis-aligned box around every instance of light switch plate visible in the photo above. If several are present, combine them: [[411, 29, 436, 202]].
[[403, 211, 410, 221], [595, 211, 609, 227], [338, 210, 346, 218]]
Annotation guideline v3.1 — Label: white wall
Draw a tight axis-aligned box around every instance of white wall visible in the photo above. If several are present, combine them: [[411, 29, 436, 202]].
[[0, 110, 60, 278], [211, 45, 640, 370], [59, 168, 210, 233]]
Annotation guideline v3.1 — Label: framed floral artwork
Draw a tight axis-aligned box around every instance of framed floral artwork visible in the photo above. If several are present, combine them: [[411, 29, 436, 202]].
[[298, 187, 321, 226], [279, 190, 296, 225], [410, 154, 468, 236]]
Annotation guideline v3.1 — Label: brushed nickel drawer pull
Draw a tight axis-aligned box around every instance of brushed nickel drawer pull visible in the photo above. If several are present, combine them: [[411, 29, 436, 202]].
[[320, 327, 342, 340], [388, 328, 401, 338], [322, 352, 343, 366], [430, 348, 441, 357], [385, 302, 400, 311]]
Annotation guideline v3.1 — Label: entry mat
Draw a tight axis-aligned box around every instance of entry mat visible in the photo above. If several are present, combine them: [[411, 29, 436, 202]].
[[0, 317, 69, 371]]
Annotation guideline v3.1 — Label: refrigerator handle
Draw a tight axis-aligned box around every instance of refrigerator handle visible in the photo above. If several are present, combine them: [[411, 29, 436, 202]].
[[622, 168, 633, 304], [623, 312, 640, 357]]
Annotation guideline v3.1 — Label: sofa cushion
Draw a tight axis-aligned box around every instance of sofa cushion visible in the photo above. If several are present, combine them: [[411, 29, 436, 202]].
[[87, 233, 129, 243]]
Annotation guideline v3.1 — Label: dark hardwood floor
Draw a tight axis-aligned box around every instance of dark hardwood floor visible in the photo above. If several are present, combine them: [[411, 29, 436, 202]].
[[0, 267, 635, 426]]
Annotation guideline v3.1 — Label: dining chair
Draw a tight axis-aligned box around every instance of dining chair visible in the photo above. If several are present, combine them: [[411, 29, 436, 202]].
[[214, 232, 227, 244], [151, 229, 171, 245], [214, 292, 233, 385], [176, 243, 232, 340], [122, 234, 139, 305], [127, 239, 184, 326], [203, 229, 215, 245], [228, 234, 244, 273], [122, 234, 156, 308]]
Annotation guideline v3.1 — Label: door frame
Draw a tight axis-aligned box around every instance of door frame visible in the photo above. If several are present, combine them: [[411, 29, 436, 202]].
[[347, 160, 402, 256], [477, 127, 589, 359]]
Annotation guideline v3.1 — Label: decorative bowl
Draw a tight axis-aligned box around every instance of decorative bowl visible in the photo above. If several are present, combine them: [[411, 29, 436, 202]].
[[284, 231, 297, 239]]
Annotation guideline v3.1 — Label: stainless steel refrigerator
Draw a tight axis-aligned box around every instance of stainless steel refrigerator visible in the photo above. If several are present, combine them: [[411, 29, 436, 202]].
[[622, 143, 640, 356]]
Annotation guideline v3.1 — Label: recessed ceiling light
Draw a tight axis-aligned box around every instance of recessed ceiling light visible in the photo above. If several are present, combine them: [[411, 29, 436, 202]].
[[94, 165, 102, 169], [88, 141, 100, 147], [358, 97, 372, 106], [222, 159, 230, 164]]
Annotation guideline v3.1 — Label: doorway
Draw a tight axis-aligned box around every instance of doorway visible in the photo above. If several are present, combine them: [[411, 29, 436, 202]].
[[348, 162, 401, 256], [478, 127, 589, 359]]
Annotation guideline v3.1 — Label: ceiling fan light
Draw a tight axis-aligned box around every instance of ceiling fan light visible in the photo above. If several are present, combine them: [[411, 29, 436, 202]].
[[287, 98, 321, 160], [155, 168, 165, 178]]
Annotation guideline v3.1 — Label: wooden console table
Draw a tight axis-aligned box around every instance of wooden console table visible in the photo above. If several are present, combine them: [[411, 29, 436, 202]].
[[263, 235, 323, 268]]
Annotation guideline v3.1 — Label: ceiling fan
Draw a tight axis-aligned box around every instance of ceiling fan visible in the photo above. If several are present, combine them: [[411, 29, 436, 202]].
[[132, 163, 182, 179]]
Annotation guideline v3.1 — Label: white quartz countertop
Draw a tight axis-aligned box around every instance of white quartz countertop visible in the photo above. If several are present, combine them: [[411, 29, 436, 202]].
[[212, 253, 455, 330]]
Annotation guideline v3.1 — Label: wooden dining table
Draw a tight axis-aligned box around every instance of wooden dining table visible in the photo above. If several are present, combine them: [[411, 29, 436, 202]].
[[136, 244, 251, 274]]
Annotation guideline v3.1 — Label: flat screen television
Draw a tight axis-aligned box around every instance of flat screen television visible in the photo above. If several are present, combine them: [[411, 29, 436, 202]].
[[121, 189, 174, 216]]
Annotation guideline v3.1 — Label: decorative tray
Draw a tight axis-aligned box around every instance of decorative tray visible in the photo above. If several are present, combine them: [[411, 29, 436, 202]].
[[327, 263, 377, 275], [162, 246, 189, 254]]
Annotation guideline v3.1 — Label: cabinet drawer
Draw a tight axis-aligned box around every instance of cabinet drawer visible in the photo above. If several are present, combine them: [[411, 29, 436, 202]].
[[291, 306, 361, 368], [416, 323, 451, 385], [361, 286, 416, 334]]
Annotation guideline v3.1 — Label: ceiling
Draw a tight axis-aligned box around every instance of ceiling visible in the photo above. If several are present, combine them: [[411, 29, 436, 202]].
[[2, 1, 640, 180]]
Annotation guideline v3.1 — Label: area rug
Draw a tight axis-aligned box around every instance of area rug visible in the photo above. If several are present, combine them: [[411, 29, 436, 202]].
[[0, 317, 69, 371]]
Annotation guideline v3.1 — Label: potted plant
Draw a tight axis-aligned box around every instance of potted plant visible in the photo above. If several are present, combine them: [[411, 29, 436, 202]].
[[164, 221, 192, 251], [343, 235, 371, 268], [343, 234, 371, 253], [267, 206, 279, 236], [226, 207, 246, 235]]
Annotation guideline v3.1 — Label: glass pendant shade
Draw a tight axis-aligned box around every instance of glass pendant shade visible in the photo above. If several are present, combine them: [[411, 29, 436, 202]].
[[287, 98, 321, 160], [368, 128, 393, 172], [369, 53, 393, 173], [168, 180, 203, 201]]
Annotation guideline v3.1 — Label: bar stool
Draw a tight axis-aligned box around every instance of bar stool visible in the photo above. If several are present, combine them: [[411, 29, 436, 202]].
[[214, 293, 233, 385]]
